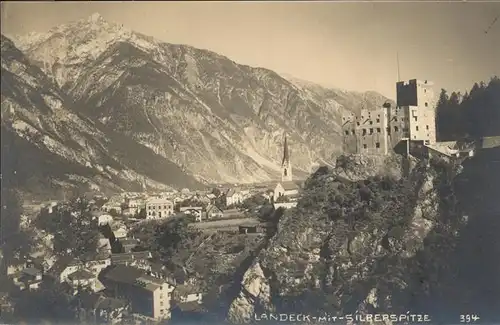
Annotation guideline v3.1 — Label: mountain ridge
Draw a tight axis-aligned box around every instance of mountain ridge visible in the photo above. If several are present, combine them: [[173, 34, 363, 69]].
[[1, 34, 204, 199], [4, 13, 392, 193]]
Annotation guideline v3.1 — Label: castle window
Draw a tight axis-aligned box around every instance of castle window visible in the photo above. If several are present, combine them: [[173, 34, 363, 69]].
[[376, 118, 380, 123], [424, 89, 427, 93], [386, 127, 391, 135], [394, 117, 398, 122], [414, 116, 418, 121], [370, 128, 374, 135], [357, 122, 360, 126], [426, 125, 429, 130], [377, 128, 381, 133], [284, 169, 287, 176], [363, 144, 367, 149], [425, 102, 428, 107], [416, 126, 419, 131], [370, 121, 373, 125], [394, 126, 399, 132], [362, 129, 367, 136], [345, 130, 349, 135], [376, 142, 380, 148], [351, 130, 355, 135]]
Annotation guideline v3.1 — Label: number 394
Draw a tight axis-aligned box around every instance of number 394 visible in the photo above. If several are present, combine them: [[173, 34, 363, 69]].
[[460, 314, 480, 323]]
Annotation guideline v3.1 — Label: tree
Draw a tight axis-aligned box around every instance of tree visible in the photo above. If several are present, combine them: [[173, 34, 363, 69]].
[[36, 198, 99, 258], [12, 281, 75, 323], [0, 188, 32, 274], [128, 217, 201, 260], [240, 193, 268, 211], [211, 187, 221, 197], [436, 76, 500, 140], [134, 208, 147, 219]]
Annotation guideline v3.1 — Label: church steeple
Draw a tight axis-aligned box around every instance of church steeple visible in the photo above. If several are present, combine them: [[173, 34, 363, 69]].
[[281, 134, 292, 182]]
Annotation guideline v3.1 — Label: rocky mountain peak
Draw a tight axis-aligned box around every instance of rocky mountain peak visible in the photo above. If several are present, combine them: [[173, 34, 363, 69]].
[[88, 12, 105, 24]]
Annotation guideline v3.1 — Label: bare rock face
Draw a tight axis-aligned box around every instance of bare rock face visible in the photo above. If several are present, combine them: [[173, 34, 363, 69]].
[[226, 157, 476, 324], [334, 153, 407, 182], [227, 262, 273, 324]]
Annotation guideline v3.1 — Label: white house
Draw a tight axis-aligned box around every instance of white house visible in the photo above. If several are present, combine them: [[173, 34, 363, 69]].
[[179, 207, 203, 221], [112, 225, 128, 240], [172, 284, 203, 304], [49, 254, 111, 284], [205, 205, 224, 220], [122, 198, 144, 216], [225, 189, 242, 207], [12, 267, 43, 291], [273, 181, 300, 203], [101, 265, 175, 320], [98, 235, 112, 254], [67, 269, 98, 291], [97, 214, 114, 226], [146, 198, 174, 220]]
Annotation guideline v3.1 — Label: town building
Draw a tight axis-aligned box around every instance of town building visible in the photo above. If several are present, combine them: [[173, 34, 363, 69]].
[[122, 198, 144, 216], [67, 269, 98, 292], [100, 265, 175, 320], [96, 213, 113, 226], [179, 206, 203, 220], [205, 204, 224, 220], [225, 188, 242, 207], [145, 198, 174, 219], [76, 292, 129, 324], [172, 284, 203, 304], [110, 251, 152, 270], [120, 238, 140, 253], [12, 267, 43, 291], [342, 79, 437, 155], [47, 254, 111, 284], [101, 201, 122, 214], [272, 134, 302, 207], [111, 224, 128, 239]]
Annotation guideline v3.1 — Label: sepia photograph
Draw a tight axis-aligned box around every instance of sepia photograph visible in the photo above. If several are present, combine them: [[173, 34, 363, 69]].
[[0, 1, 499, 324]]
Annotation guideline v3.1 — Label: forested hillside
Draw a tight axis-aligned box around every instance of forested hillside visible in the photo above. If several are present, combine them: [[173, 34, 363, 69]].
[[436, 76, 500, 141]]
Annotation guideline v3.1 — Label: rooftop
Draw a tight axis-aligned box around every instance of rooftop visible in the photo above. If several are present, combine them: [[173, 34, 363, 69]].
[[279, 181, 301, 191], [111, 251, 151, 264], [102, 265, 165, 291], [481, 136, 500, 149], [22, 267, 42, 277], [146, 198, 172, 205], [68, 269, 95, 280], [175, 301, 205, 313], [174, 284, 203, 296]]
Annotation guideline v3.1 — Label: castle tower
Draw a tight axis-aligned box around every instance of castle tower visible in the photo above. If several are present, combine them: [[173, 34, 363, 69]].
[[281, 134, 293, 182], [396, 79, 437, 145]]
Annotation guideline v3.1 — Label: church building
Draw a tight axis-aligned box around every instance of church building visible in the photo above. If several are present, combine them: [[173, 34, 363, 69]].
[[272, 135, 301, 206]]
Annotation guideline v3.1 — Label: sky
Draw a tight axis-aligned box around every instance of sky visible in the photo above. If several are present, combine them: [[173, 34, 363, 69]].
[[1, 1, 499, 100]]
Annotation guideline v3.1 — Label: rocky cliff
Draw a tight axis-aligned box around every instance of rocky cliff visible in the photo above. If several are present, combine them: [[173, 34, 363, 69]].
[[227, 150, 500, 324], [7, 13, 391, 185]]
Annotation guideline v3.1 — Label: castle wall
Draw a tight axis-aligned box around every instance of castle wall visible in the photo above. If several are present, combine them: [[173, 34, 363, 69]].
[[387, 106, 409, 149], [342, 107, 389, 155], [342, 79, 437, 155]]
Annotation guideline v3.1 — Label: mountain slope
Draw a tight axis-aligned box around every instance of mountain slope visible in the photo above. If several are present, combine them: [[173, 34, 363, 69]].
[[1, 34, 203, 199], [10, 13, 391, 184]]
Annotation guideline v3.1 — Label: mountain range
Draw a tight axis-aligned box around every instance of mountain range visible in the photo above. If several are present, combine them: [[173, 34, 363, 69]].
[[2, 13, 392, 198]]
